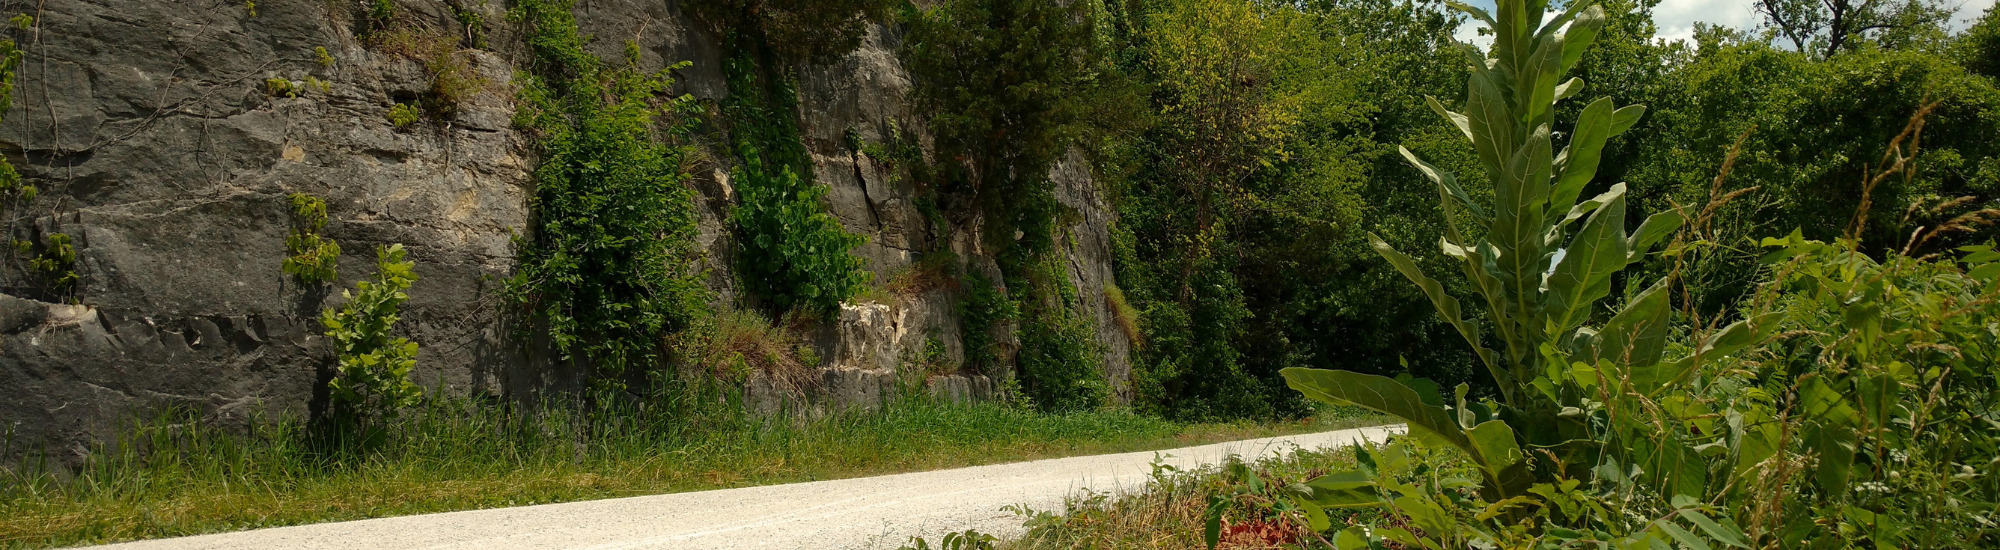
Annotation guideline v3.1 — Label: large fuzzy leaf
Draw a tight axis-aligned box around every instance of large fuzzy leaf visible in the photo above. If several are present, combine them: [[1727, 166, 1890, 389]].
[[1627, 210, 1685, 262], [1543, 184, 1630, 336], [1552, 98, 1616, 215], [1302, 470, 1382, 509], [1281, 368, 1474, 456]]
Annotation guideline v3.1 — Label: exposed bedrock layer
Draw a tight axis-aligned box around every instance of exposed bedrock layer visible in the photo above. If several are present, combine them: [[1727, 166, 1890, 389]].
[[0, 0, 1128, 460]]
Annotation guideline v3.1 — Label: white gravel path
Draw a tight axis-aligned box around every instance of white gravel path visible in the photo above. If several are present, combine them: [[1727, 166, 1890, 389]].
[[89, 424, 1401, 550]]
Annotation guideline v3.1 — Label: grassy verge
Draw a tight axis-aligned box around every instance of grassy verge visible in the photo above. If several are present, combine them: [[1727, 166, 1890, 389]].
[[996, 443, 1394, 550], [0, 384, 1388, 549]]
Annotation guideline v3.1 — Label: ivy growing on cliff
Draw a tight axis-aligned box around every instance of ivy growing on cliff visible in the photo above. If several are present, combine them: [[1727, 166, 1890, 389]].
[[506, 0, 708, 387], [0, 33, 27, 206], [721, 49, 868, 316]]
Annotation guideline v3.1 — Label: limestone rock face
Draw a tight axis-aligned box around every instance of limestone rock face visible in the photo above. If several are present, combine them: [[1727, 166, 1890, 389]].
[[0, 0, 1130, 457]]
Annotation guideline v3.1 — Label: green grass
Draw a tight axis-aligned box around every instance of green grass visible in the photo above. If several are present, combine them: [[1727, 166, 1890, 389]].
[[998, 444, 1390, 550], [0, 382, 1389, 549]]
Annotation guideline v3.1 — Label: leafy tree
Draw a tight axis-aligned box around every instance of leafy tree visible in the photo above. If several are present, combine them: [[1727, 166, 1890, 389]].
[[903, 0, 1134, 412], [903, 0, 1127, 265], [1754, 0, 1953, 57], [1958, 6, 2000, 79]]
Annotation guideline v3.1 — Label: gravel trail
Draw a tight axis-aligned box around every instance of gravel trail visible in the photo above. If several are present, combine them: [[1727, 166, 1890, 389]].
[[91, 425, 1400, 550]]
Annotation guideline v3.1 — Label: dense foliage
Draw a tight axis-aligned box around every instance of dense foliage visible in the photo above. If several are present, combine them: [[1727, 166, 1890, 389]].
[[902, 0, 1132, 412], [1264, 0, 2000, 547], [721, 47, 869, 316], [505, 0, 709, 387], [1084, 0, 2000, 422], [684, 0, 896, 64]]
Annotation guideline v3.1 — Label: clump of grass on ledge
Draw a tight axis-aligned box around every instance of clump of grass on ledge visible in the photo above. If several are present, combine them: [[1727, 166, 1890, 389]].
[[0, 380, 1388, 549]]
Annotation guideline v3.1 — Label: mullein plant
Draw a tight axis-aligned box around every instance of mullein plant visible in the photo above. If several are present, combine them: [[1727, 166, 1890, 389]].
[[1270, 0, 1779, 546]]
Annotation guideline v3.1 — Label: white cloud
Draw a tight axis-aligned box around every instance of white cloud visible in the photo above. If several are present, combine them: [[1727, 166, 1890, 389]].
[[1652, 0, 1762, 44], [1948, 0, 1996, 32]]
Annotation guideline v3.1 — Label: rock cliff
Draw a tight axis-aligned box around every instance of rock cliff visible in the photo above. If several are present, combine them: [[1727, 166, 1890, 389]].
[[0, 0, 1129, 459]]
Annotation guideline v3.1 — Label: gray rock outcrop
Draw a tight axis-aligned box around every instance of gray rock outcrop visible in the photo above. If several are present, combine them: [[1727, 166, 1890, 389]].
[[0, 0, 1131, 459]]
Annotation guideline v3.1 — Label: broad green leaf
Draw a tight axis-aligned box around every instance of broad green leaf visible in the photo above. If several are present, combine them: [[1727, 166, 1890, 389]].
[[1467, 420, 1525, 472], [1657, 521, 1714, 550], [1678, 510, 1751, 549], [1333, 528, 1370, 550], [1557, 6, 1605, 74], [1394, 494, 1455, 540], [1303, 471, 1382, 509], [1627, 210, 1685, 262], [1544, 184, 1630, 336], [1204, 495, 1226, 550], [1553, 77, 1584, 102], [1806, 421, 1856, 496], [1281, 368, 1475, 457], [1552, 98, 1616, 216], [1610, 104, 1647, 135]]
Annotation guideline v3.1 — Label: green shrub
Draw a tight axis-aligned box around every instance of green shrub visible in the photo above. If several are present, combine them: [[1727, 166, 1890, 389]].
[[385, 102, 421, 128], [447, 0, 487, 48], [281, 193, 340, 284], [505, 0, 709, 387], [1010, 258, 1108, 413], [1102, 284, 1141, 349], [17, 232, 77, 296], [366, 3, 486, 119], [321, 244, 422, 445], [1715, 231, 2000, 546], [0, 33, 26, 206], [721, 48, 868, 316], [263, 77, 297, 98], [730, 149, 869, 315], [958, 271, 1018, 374]]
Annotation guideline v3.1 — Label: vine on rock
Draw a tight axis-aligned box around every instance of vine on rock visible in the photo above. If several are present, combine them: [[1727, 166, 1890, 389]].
[[722, 51, 868, 316], [505, 0, 709, 388]]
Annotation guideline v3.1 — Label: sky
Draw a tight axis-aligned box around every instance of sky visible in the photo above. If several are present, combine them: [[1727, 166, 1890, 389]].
[[1451, 0, 1997, 47]]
